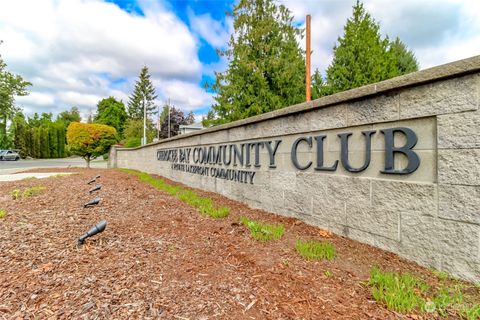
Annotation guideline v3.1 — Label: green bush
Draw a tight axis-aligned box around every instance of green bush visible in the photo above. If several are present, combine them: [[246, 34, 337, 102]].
[[124, 137, 141, 148]]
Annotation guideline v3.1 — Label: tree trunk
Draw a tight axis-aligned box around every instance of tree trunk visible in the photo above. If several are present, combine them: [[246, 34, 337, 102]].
[[85, 156, 91, 168]]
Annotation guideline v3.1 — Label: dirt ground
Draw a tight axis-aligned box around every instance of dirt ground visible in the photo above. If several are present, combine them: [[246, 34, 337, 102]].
[[0, 168, 477, 319]]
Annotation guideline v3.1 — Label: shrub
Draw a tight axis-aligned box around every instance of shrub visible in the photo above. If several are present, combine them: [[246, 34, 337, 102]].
[[66, 122, 117, 168], [124, 137, 141, 148]]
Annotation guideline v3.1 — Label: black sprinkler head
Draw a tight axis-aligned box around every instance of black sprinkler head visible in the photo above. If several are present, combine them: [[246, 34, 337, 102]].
[[78, 220, 107, 245], [84, 197, 101, 208], [87, 175, 100, 185], [89, 185, 101, 193]]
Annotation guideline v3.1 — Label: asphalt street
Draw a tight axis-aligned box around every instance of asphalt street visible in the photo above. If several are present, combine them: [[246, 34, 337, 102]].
[[0, 157, 107, 174]]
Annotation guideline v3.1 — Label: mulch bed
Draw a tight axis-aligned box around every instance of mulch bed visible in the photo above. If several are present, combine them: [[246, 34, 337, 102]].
[[0, 168, 477, 319]]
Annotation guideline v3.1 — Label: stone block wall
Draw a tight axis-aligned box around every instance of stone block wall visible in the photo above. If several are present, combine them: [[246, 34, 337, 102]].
[[110, 56, 480, 282]]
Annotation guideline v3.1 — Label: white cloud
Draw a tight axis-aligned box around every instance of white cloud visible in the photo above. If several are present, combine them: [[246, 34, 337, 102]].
[[188, 8, 233, 49], [0, 0, 204, 119], [281, 0, 480, 72], [16, 92, 55, 107], [2, 0, 479, 122], [153, 78, 214, 112]]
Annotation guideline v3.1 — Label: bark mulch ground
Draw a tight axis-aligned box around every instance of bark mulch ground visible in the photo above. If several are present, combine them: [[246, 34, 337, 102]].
[[0, 168, 478, 319]]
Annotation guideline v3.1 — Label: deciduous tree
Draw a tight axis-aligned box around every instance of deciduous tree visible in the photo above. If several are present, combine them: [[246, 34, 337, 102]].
[[94, 97, 128, 135], [0, 42, 31, 148], [57, 107, 81, 126], [159, 106, 188, 139], [66, 122, 118, 167], [122, 119, 156, 148]]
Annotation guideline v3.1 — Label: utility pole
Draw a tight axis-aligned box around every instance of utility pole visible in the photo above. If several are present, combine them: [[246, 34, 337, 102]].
[[306, 14, 311, 102], [157, 104, 160, 140], [167, 98, 171, 138], [142, 100, 146, 145]]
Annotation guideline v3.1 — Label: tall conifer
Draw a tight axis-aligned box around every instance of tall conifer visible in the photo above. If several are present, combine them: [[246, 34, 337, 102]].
[[205, 0, 306, 126], [128, 66, 158, 120], [319, 1, 419, 96]]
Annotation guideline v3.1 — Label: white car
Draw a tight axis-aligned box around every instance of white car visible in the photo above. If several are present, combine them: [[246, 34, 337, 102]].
[[0, 150, 20, 161]]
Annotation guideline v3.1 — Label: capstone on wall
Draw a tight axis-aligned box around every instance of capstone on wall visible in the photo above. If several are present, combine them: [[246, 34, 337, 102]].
[[109, 56, 480, 282]]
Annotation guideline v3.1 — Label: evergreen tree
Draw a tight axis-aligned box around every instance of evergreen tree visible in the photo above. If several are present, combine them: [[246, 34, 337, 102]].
[[317, 1, 419, 97], [48, 124, 59, 158], [94, 97, 128, 135], [186, 111, 195, 125], [204, 0, 306, 126], [39, 112, 53, 127], [33, 128, 41, 158], [28, 113, 41, 127], [389, 37, 419, 75], [11, 110, 68, 159], [25, 127, 33, 157], [57, 125, 66, 158], [40, 127, 49, 158], [12, 112, 27, 158], [128, 66, 158, 120], [322, 1, 396, 95], [311, 69, 325, 100], [159, 104, 170, 125]]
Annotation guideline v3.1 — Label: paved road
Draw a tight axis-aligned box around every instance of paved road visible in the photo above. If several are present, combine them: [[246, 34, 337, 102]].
[[0, 157, 107, 174]]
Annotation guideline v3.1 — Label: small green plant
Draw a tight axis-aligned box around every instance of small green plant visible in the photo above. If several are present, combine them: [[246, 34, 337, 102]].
[[239, 216, 284, 241], [50, 173, 70, 178], [370, 268, 479, 318], [431, 269, 450, 281], [21, 176, 37, 181], [0, 209, 7, 219], [10, 186, 45, 200], [432, 285, 463, 316], [10, 189, 21, 200], [460, 304, 480, 320], [369, 267, 428, 313], [121, 169, 230, 218], [23, 186, 45, 197], [167, 243, 177, 251], [324, 270, 333, 278], [295, 239, 336, 261]]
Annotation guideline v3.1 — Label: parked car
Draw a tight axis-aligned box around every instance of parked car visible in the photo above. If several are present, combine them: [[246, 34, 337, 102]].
[[0, 150, 20, 161]]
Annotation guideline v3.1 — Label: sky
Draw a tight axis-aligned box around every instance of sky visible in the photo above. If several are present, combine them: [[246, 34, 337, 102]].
[[0, 0, 479, 122]]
